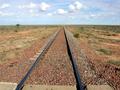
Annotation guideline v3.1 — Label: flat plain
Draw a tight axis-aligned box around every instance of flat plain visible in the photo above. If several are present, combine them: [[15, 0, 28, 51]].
[[0, 25, 119, 89], [0, 26, 58, 64]]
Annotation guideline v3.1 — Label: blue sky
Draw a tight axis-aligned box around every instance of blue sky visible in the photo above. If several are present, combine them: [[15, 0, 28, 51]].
[[0, 0, 120, 25]]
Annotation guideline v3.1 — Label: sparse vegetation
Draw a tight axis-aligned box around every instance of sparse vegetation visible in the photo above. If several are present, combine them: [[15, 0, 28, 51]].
[[107, 60, 120, 66], [70, 25, 120, 66], [14, 24, 20, 32], [74, 33, 79, 38], [97, 48, 112, 55], [0, 26, 58, 63], [16, 24, 20, 27], [69, 25, 120, 89]]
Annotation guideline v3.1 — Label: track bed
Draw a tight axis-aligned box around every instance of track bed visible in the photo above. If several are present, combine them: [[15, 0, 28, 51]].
[[25, 30, 76, 85]]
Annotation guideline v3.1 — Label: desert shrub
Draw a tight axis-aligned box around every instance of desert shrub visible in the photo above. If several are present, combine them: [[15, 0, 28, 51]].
[[107, 60, 120, 66], [80, 27, 84, 30], [0, 52, 6, 62], [74, 33, 79, 38], [103, 32, 117, 36], [78, 27, 85, 33], [14, 29, 18, 32], [15, 24, 20, 32], [16, 24, 20, 27], [111, 33, 117, 36], [97, 48, 112, 55]]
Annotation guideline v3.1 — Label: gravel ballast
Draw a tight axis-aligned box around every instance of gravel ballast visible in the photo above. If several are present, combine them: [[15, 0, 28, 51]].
[[26, 30, 76, 85]]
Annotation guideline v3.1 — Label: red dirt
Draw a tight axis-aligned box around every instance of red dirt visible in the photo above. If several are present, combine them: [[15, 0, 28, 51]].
[[17, 30, 31, 35], [104, 43, 120, 47], [78, 39, 120, 89], [0, 30, 31, 41], [102, 43, 120, 57], [0, 37, 47, 83]]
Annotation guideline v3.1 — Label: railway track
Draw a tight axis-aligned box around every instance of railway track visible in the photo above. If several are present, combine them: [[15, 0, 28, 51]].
[[15, 28, 84, 90]]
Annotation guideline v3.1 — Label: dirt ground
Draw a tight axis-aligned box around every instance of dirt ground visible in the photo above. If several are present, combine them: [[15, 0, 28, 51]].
[[68, 25, 120, 89], [0, 25, 119, 89], [0, 26, 59, 83], [69, 26, 120, 66], [0, 26, 58, 64]]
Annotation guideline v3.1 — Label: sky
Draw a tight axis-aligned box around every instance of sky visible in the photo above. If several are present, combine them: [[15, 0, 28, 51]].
[[0, 0, 120, 25]]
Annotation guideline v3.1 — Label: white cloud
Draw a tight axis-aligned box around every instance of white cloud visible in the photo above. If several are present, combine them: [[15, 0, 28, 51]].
[[69, 4, 76, 12], [69, 1, 83, 12], [0, 11, 3, 15], [30, 13, 40, 17], [18, 2, 37, 9], [57, 9, 67, 15], [0, 4, 10, 9], [39, 2, 51, 11], [47, 13, 53, 16], [18, 2, 50, 12], [90, 14, 96, 17], [74, 1, 83, 10], [0, 11, 14, 16], [29, 9, 34, 13], [29, 2, 37, 8]]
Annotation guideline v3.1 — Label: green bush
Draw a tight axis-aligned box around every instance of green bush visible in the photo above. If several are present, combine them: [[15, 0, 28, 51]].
[[16, 24, 20, 27], [97, 48, 112, 55], [107, 60, 120, 66], [15, 24, 20, 32], [74, 33, 79, 38]]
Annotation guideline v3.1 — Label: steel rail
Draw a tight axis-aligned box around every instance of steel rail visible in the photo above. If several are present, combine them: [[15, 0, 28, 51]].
[[64, 27, 84, 90], [15, 30, 60, 90]]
